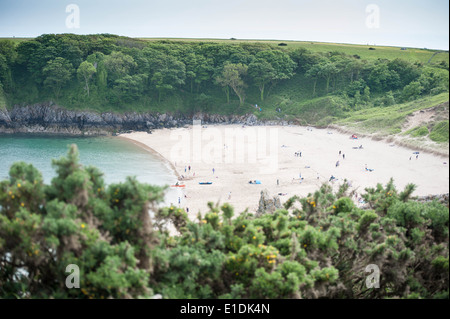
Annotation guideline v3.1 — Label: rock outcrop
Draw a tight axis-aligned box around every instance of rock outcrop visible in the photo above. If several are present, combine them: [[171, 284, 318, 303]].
[[256, 189, 282, 216], [0, 103, 294, 135]]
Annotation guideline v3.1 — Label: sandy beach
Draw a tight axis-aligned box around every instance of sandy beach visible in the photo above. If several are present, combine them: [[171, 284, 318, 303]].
[[120, 124, 449, 218]]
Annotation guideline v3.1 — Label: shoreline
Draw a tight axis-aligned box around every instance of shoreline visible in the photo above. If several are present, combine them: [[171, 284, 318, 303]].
[[119, 124, 449, 217], [116, 135, 184, 212], [116, 135, 181, 180]]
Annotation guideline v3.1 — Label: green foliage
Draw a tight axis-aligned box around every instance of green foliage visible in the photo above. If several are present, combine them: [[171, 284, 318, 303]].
[[0, 145, 160, 298], [216, 63, 248, 106], [406, 125, 429, 138], [42, 57, 74, 99], [103, 51, 137, 85], [402, 81, 423, 102], [77, 61, 96, 97], [429, 121, 449, 143]]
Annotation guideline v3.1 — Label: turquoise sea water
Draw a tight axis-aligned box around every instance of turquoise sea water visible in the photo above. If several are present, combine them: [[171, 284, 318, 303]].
[[0, 135, 181, 206]]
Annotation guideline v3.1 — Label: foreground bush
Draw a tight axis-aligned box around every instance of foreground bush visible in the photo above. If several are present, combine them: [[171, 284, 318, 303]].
[[0, 145, 448, 298]]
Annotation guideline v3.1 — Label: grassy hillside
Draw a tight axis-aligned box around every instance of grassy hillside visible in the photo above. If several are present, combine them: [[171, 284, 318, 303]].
[[333, 93, 449, 155], [336, 93, 449, 134]]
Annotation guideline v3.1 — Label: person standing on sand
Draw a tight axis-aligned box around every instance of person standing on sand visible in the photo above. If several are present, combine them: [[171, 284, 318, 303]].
[[336, 161, 340, 167], [188, 165, 191, 172], [212, 168, 215, 175], [343, 154, 345, 159], [339, 150, 341, 155]]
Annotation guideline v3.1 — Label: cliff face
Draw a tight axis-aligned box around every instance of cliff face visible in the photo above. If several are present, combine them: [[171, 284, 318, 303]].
[[0, 103, 290, 135]]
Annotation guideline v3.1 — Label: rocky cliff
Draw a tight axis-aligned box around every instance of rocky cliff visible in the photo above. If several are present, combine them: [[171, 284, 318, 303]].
[[0, 103, 292, 135]]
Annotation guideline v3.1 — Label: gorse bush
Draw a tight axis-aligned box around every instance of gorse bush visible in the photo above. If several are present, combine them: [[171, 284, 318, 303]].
[[0, 146, 448, 298]]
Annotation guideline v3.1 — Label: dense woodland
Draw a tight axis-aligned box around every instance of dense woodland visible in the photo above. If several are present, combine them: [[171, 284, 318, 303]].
[[0, 145, 448, 299], [0, 34, 448, 121]]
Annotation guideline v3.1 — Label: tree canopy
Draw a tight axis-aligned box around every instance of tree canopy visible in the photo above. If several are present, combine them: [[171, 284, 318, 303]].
[[0, 34, 446, 115]]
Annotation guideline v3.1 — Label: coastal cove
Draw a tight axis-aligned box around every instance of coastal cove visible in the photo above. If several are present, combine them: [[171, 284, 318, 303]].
[[0, 23, 448, 299]]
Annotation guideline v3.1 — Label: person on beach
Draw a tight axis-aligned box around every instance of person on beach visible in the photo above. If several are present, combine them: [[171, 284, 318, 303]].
[[339, 150, 341, 155], [343, 154, 345, 159], [317, 173, 319, 180], [188, 165, 191, 172], [184, 166, 187, 173], [336, 161, 340, 167], [212, 168, 215, 175], [228, 192, 232, 200]]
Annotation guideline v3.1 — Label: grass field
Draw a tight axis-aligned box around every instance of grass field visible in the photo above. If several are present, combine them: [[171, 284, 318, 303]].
[[0, 37, 33, 44]]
